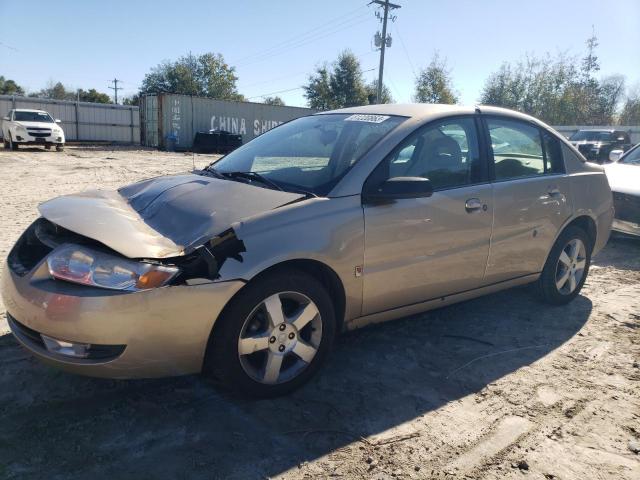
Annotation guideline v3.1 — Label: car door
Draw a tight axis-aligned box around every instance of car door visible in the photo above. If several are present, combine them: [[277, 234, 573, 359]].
[[361, 116, 493, 315], [481, 116, 573, 283]]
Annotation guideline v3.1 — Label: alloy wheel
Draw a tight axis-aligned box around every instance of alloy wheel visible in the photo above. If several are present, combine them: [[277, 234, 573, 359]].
[[237, 291, 322, 385], [555, 238, 587, 295]]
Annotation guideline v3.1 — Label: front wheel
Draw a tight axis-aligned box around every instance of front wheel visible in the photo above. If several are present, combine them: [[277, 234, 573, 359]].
[[537, 226, 592, 305], [204, 270, 336, 397], [9, 135, 18, 150], [56, 144, 64, 152]]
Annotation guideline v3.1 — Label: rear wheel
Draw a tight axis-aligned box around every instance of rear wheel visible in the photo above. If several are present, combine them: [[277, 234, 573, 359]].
[[537, 226, 591, 305], [204, 270, 336, 397]]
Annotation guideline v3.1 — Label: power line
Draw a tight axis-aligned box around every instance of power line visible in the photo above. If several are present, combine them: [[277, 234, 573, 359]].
[[237, 52, 376, 91], [246, 86, 305, 100], [233, 5, 369, 65], [393, 23, 417, 80], [108, 78, 121, 104], [246, 67, 377, 101], [236, 16, 372, 68]]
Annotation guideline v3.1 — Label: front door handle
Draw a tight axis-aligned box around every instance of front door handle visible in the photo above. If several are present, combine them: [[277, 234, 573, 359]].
[[465, 198, 484, 213], [547, 186, 561, 197]]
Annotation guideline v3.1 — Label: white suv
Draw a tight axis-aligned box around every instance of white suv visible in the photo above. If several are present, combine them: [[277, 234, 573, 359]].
[[2, 109, 65, 151]]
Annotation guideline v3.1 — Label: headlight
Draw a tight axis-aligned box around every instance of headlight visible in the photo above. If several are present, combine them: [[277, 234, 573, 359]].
[[47, 244, 179, 291], [15, 125, 27, 133]]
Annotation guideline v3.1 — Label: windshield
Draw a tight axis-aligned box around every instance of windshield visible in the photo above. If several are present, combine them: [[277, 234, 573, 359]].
[[569, 131, 613, 142], [211, 113, 405, 195], [620, 145, 640, 165], [14, 111, 54, 123]]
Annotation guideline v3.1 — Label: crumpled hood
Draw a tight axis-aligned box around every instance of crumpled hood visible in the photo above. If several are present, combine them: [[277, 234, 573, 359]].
[[38, 173, 304, 258]]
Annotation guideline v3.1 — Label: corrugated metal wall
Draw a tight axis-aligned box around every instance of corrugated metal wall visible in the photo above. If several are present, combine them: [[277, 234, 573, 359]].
[[141, 93, 314, 150], [0, 95, 140, 143]]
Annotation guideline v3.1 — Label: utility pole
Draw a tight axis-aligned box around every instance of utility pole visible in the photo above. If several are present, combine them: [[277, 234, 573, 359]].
[[371, 0, 400, 104], [109, 78, 121, 104]]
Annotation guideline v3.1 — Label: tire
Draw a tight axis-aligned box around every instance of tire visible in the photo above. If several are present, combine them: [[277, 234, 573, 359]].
[[45, 145, 51, 150], [537, 226, 592, 305], [9, 135, 18, 150], [204, 269, 336, 397], [56, 145, 64, 152], [2, 139, 7, 149]]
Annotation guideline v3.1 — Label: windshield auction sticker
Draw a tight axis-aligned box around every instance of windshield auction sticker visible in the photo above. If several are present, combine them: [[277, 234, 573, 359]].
[[344, 114, 390, 123]]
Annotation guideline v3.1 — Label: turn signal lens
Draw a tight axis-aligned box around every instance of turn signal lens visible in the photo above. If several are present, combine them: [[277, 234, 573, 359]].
[[47, 244, 179, 291]]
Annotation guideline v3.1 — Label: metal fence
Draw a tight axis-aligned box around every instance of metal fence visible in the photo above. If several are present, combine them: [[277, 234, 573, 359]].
[[0, 95, 140, 143], [141, 93, 314, 150]]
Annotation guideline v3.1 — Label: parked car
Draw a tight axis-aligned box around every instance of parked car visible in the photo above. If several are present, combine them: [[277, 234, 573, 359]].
[[604, 144, 640, 236], [2, 104, 613, 397], [1, 109, 65, 151], [568, 129, 633, 163]]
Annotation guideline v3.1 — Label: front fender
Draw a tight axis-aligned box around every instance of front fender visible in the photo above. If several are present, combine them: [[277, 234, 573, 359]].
[[216, 195, 365, 321]]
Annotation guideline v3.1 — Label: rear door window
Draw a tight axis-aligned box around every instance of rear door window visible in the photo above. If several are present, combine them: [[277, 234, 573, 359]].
[[487, 118, 564, 180]]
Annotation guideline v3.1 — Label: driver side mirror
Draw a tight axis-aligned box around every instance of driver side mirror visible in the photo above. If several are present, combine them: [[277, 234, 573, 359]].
[[363, 176, 433, 203], [55, 119, 62, 123], [609, 149, 624, 162], [2, 116, 9, 121]]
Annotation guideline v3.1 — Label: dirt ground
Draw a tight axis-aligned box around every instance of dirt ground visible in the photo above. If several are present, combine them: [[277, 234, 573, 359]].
[[0, 146, 638, 480]]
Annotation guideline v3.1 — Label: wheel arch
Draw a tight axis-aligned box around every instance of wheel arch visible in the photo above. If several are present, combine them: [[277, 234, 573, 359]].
[[209, 258, 347, 344], [563, 215, 597, 250], [249, 259, 347, 332]]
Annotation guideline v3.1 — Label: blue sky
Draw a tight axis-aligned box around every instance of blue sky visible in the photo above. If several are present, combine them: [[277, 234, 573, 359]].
[[1, 0, 638, 107]]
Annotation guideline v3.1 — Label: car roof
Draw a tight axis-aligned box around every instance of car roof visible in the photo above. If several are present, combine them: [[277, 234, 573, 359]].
[[318, 103, 549, 127]]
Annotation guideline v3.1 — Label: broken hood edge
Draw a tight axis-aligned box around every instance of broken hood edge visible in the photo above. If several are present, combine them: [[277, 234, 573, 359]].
[[37, 174, 306, 259], [38, 189, 185, 259]]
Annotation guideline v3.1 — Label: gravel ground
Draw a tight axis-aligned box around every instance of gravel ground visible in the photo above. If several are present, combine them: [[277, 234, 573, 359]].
[[0, 146, 638, 480]]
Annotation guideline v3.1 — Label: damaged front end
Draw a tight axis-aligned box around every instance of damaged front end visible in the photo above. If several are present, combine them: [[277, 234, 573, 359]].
[[21, 173, 307, 287], [9, 218, 248, 288], [167, 229, 247, 285]]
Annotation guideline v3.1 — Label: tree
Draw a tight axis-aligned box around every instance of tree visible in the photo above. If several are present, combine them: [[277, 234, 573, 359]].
[[0, 76, 24, 95], [365, 80, 393, 104], [329, 51, 368, 108], [620, 87, 640, 125], [78, 88, 111, 104], [479, 33, 625, 125], [263, 96, 285, 106], [414, 53, 458, 104], [303, 50, 369, 110], [123, 94, 140, 106], [31, 81, 75, 101], [304, 64, 334, 110], [140, 52, 242, 100]]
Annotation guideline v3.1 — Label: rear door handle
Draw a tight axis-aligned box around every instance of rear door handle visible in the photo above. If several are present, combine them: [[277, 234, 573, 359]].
[[547, 186, 561, 196], [465, 198, 485, 213]]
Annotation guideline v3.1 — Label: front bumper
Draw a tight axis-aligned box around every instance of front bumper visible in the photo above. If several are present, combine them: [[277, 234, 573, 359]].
[[1, 259, 244, 378], [14, 132, 64, 145]]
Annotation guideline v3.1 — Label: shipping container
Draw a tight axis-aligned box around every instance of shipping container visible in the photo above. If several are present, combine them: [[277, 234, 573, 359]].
[[0, 95, 140, 143], [140, 93, 314, 150]]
